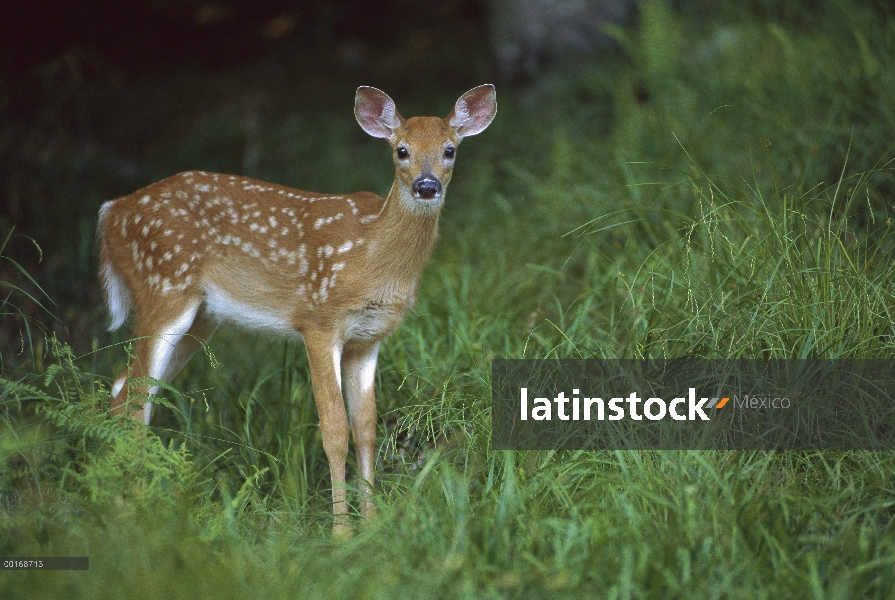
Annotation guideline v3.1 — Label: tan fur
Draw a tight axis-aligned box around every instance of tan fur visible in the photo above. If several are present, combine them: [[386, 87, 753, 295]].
[[98, 85, 496, 535]]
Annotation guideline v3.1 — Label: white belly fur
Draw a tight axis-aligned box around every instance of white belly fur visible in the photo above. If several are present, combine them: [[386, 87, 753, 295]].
[[203, 283, 297, 335]]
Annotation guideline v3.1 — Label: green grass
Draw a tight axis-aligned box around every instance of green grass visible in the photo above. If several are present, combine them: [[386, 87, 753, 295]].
[[3, 1, 895, 597]]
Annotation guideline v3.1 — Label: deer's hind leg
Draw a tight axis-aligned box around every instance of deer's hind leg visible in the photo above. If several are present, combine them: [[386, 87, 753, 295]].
[[111, 298, 215, 425]]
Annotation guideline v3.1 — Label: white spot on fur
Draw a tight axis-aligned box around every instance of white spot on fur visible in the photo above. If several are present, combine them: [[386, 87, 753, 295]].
[[317, 278, 330, 302]]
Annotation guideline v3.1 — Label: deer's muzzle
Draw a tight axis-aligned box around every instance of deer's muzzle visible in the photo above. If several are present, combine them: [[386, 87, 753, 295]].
[[412, 175, 442, 200]]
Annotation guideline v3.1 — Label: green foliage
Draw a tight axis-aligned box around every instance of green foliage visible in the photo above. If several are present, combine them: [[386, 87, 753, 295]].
[[2, 0, 895, 597]]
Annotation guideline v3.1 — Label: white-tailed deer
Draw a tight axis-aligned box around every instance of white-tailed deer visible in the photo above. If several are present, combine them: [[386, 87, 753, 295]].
[[97, 85, 496, 535]]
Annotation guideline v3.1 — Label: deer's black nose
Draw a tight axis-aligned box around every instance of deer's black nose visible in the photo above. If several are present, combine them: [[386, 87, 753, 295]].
[[412, 175, 442, 200]]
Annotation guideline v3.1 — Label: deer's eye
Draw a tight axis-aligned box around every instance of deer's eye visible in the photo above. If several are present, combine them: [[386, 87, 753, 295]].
[[444, 147, 455, 159], [396, 147, 409, 159]]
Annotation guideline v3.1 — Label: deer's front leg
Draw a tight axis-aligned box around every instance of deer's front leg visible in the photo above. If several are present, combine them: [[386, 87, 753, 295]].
[[304, 332, 350, 536], [343, 340, 381, 519]]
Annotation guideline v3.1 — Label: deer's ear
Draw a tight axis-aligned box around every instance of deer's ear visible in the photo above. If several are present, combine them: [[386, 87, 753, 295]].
[[355, 87, 404, 139], [448, 85, 497, 138]]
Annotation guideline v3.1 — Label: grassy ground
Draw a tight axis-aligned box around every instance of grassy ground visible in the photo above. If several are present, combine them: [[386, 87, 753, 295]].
[[2, 1, 895, 597]]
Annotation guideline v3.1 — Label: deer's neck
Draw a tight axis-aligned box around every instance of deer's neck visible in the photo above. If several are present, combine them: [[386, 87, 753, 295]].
[[365, 181, 442, 287]]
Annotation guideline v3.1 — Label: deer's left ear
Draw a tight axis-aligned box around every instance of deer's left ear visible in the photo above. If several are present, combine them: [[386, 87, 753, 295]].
[[448, 85, 497, 138]]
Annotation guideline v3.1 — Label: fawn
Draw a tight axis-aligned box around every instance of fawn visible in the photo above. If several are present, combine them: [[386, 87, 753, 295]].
[[97, 85, 497, 535]]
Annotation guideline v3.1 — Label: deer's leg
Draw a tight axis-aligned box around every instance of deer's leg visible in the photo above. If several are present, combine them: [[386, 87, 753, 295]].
[[110, 299, 203, 425], [342, 340, 380, 519], [158, 306, 218, 383], [304, 332, 350, 536]]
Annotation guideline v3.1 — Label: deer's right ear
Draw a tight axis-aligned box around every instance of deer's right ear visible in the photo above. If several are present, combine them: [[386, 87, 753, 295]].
[[355, 87, 404, 139]]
